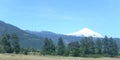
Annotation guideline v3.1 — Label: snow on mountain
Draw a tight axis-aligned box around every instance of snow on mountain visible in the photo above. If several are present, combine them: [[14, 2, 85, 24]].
[[67, 28, 104, 38]]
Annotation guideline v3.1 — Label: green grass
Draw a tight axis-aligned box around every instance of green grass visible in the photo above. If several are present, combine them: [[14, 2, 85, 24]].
[[0, 54, 120, 60]]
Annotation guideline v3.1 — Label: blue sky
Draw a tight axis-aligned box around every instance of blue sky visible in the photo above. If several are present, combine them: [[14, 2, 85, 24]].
[[0, 0, 120, 37]]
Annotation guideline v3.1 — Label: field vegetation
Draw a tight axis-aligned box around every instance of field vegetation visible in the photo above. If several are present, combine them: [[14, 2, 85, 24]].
[[0, 54, 120, 60]]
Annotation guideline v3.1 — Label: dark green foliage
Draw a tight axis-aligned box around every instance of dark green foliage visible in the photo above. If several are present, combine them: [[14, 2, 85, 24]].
[[49, 39, 56, 54], [0, 32, 118, 57], [42, 38, 55, 55], [102, 36, 119, 57], [11, 33, 20, 54], [21, 48, 28, 55], [56, 37, 65, 55], [87, 37, 95, 54], [112, 40, 119, 56], [78, 36, 119, 57], [95, 38, 102, 54], [107, 37, 119, 57], [103, 36, 109, 54], [64, 48, 69, 56], [68, 41, 80, 57], [79, 38, 87, 56], [0, 33, 12, 53], [80, 37, 95, 55], [24, 50, 28, 55], [0, 33, 22, 54]]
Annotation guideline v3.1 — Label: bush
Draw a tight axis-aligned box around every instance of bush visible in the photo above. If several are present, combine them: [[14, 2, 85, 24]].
[[23, 50, 28, 55]]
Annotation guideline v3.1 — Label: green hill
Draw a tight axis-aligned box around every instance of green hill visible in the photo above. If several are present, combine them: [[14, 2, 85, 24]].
[[0, 21, 44, 49]]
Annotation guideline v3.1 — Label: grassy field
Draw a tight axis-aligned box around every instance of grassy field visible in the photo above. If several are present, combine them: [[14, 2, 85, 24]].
[[0, 54, 120, 60]]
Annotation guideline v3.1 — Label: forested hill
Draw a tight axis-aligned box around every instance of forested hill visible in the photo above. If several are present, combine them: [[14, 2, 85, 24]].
[[0, 20, 120, 50], [0, 21, 44, 49], [26, 30, 120, 50]]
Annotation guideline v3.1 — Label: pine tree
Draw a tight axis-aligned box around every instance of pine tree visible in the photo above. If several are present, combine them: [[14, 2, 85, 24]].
[[87, 37, 95, 54], [42, 38, 49, 55], [0, 33, 12, 53], [68, 41, 80, 57], [56, 37, 65, 55], [80, 37, 95, 55], [11, 33, 20, 54], [49, 39, 55, 55], [80, 37, 88, 55], [103, 36, 109, 54], [95, 38, 102, 54], [103, 36, 119, 57], [112, 40, 119, 56], [42, 38, 55, 55], [108, 37, 119, 57]]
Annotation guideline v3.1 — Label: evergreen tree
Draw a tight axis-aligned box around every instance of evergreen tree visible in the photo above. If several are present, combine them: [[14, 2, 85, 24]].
[[108, 37, 119, 57], [68, 41, 80, 57], [112, 40, 119, 56], [103, 36, 109, 54], [64, 47, 69, 56], [42, 38, 55, 55], [80, 37, 95, 55], [42, 38, 49, 55], [95, 38, 102, 54], [0, 33, 12, 53], [11, 33, 20, 54], [87, 37, 95, 54], [49, 39, 55, 55], [80, 37, 88, 55], [56, 37, 65, 55], [103, 36, 119, 57]]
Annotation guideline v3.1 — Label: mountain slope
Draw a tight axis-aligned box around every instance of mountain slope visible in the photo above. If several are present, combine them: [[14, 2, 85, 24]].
[[26, 30, 120, 50], [0, 21, 44, 49], [67, 28, 103, 38], [26, 31, 83, 44], [1, 20, 119, 50]]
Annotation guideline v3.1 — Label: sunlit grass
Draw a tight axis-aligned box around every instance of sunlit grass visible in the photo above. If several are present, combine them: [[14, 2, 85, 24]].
[[0, 54, 119, 60]]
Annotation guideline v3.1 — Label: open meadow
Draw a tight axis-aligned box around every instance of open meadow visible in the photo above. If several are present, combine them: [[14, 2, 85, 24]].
[[0, 54, 120, 60]]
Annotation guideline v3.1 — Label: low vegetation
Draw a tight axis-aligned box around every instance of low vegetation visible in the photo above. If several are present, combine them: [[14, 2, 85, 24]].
[[0, 33, 119, 58], [0, 54, 120, 60], [42, 36, 119, 57]]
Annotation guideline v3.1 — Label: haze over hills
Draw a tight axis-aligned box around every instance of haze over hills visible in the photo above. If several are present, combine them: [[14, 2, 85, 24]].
[[0, 20, 119, 50], [26, 30, 120, 48], [26, 30, 83, 44], [0, 21, 44, 49]]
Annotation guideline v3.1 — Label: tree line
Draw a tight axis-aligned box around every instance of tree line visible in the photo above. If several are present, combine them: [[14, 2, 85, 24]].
[[0, 33, 20, 54], [0, 33, 119, 57], [42, 36, 119, 57], [0, 33, 30, 55]]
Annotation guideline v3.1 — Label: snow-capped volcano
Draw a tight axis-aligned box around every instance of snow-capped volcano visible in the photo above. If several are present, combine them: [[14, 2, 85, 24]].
[[67, 28, 103, 38]]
